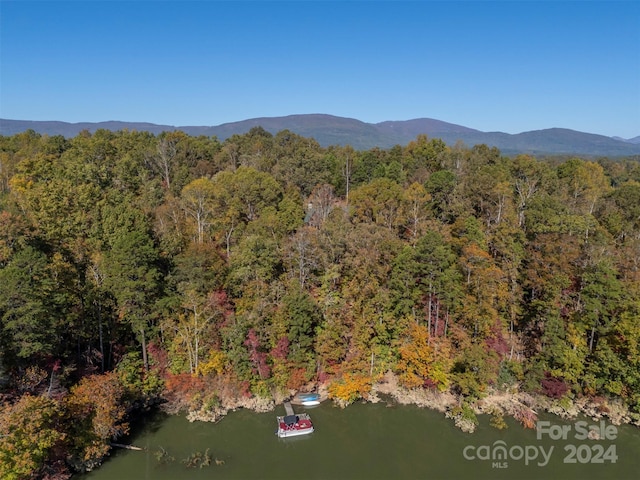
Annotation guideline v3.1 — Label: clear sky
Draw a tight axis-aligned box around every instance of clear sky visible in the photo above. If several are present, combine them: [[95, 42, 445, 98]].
[[1, 0, 638, 138]]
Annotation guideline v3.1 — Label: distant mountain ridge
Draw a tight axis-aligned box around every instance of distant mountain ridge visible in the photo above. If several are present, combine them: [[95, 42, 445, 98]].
[[2, 115, 639, 157]]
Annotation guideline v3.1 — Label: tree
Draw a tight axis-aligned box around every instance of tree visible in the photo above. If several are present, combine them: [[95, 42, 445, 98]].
[[349, 178, 405, 231], [271, 130, 328, 197], [598, 182, 640, 243], [231, 166, 282, 221], [209, 167, 283, 256], [148, 131, 188, 193], [315, 309, 349, 376], [510, 155, 551, 228], [0, 211, 34, 267], [342, 146, 355, 204], [65, 372, 128, 469], [403, 134, 448, 181], [578, 260, 622, 354], [397, 322, 435, 389], [402, 182, 431, 241], [458, 242, 507, 339], [557, 158, 611, 216], [337, 223, 400, 376], [0, 394, 65, 480], [228, 233, 281, 290], [605, 297, 640, 405], [282, 288, 323, 364], [102, 227, 161, 370], [306, 183, 337, 227], [452, 341, 498, 399], [181, 177, 216, 244], [425, 169, 457, 222], [0, 246, 62, 361], [244, 328, 271, 380], [389, 230, 460, 340], [283, 226, 321, 289], [163, 243, 226, 374]]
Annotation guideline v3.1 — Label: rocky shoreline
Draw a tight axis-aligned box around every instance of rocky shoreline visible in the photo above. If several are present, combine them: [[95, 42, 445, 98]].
[[177, 371, 640, 434], [375, 372, 640, 433]]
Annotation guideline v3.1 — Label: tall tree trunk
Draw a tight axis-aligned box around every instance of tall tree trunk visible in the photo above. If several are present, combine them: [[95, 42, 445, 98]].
[[434, 299, 440, 339], [97, 301, 104, 373], [194, 310, 199, 373], [427, 289, 432, 345], [589, 316, 598, 354], [140, 328, 149, 371]]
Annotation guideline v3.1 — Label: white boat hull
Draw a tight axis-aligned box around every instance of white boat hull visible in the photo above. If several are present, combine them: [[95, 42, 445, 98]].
[[277, 426, 314, 438], [276, 413, 314, 438]]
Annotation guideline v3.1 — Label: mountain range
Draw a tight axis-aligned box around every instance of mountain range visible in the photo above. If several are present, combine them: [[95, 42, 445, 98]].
[[2, 115, 639, 157]]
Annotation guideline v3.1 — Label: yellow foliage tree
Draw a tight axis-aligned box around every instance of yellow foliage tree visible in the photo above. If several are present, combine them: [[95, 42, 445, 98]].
[[0, 395, 65, 480], [397, 322, 451, 391], [328, 373, 372, 406], [397, 322, 433, 388], [197, 349, 228, 376]]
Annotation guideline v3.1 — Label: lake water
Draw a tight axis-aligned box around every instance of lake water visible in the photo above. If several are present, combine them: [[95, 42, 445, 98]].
[[79, 400, 640, 480]]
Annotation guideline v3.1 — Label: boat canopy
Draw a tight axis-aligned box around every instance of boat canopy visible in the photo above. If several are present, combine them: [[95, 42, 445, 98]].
[[283, 415, 299, 426]]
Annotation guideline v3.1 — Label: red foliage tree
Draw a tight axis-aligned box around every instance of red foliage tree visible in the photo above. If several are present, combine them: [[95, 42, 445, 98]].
[[541, 372, 569, 399], [244, 328, 270, 379]]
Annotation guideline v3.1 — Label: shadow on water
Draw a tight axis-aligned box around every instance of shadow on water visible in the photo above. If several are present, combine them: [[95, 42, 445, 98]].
[[121, 407, 168, 444]]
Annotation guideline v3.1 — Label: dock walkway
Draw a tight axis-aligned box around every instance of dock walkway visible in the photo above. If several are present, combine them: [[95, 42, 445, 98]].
[[284, 401, 295, 416]]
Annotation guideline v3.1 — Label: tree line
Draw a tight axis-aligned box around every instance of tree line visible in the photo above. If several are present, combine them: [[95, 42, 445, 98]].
[[1, 127, 639, 477]]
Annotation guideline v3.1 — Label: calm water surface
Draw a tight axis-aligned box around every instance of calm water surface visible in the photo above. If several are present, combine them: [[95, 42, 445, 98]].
[[79, 401, 640, 480]]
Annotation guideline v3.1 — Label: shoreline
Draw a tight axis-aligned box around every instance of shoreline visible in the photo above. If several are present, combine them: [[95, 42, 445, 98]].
[[176, 372, 640, 433]]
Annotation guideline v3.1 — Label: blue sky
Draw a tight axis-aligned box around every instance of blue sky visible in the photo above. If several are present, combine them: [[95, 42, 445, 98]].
[[1, 1, 638, 138]]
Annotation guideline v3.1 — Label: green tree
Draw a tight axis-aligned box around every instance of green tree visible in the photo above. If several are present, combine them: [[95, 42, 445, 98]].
[[403, 134, 448, 181], [425, 169, 457, 222], [209, 167, 283, 256], [102, 227, 161, 370], [578, 260, 622, 355], [597, 182, 640, 243], [510, 154, 552, 228], [349, 178, 405, 231], [271, 130, 328, 197], [282, 288, 323, 364], [557, 158, 611, 215], [389, 230, 460, 339], [0, 246, 62, 361]]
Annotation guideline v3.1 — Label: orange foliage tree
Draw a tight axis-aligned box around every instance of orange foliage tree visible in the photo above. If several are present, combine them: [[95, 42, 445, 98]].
[[328, 373, 372, 406], [0, 394, 65, 480], [397, 322, 451, 391], [64, 372, 128, 469]]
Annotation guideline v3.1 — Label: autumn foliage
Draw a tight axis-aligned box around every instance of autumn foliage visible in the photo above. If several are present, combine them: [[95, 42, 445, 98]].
[[0, 395, 65, 480], [397, 322, 452, 391], [328, 373, 373, 406], [2, 128, 640, 474], [64, 372, 129, 468]]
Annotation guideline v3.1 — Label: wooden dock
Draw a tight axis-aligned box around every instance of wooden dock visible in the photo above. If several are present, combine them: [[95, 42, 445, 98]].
[[284, 401, 295, 416]]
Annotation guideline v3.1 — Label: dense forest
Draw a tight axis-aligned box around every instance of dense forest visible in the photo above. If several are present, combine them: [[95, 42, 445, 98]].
[[1, 127, 639, 478]]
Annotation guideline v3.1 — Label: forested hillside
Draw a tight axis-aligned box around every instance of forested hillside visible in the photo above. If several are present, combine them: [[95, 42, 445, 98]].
[[4, 116, 639, 156], [1, 127, 640, 478]]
